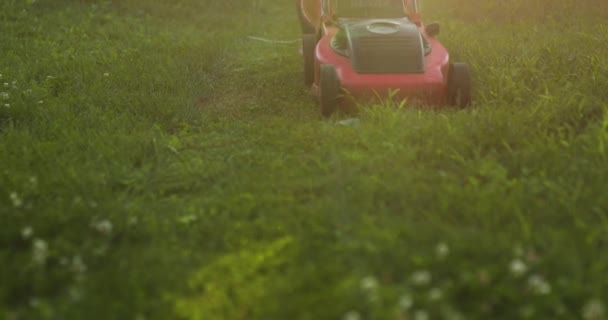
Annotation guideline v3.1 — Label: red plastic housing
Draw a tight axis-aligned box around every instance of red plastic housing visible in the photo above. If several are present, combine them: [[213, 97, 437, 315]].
[[311, 28, 451, 108]]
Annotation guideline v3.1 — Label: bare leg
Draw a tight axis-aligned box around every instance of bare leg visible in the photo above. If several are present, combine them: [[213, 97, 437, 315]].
[[296, 0, 315, 34]]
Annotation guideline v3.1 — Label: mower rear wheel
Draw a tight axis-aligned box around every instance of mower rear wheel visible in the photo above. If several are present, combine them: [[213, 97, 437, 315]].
[[319, 64, 340, 118], [302, 34, 316, 86], [447, 63, 472, 108]]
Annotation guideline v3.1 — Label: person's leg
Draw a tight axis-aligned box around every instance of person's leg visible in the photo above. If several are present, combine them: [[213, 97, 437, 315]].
[[296, 0, 316, 34]]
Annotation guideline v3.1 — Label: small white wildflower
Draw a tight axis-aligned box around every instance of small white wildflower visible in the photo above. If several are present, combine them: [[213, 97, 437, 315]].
[[513, 245, 524, 257], [29, 297, 40, 308], [103, 73, 109, 77], [429, 287, 443, 301], [509, 258, 528, 277], [4, 103, 10, 108], [72, 196, 82, 205], [582, 299, 605, 320], [3, 83, 8, 88], [436, 242, 450, 259], [32, 238, 49, 265], [399, 294, 414, 310], [91, 219, 113, 235], [520, 305, 535, 318], [21, 226, 33, 239], [442, 307, 465, 320], [554, 304, 567, 316], [1, 92, 8, 100], [69, 286, 83, 302], [337, 118, 360, 127], [38, 100, 44, 104], [71, 255, 87, 274], [411, 270, 432, 286], [343, 310, 361, 320], [93, 244, 109, 256], [414, 309, 429, 320], [527, 275, 551, 295], [360, 276, 378, 292], [128, 216, 139, 226], [9, 192, 23, 207]]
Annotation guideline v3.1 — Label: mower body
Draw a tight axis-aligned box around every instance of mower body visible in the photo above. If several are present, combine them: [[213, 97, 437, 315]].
[[297, 0, 471, 115], [313, 18, 450, 105]]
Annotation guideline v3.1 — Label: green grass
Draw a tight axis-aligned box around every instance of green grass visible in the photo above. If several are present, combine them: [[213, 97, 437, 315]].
[[1, 0, 607, 319]]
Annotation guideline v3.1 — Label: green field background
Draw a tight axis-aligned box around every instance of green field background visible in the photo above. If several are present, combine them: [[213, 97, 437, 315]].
[[1, 0, 607, 319]]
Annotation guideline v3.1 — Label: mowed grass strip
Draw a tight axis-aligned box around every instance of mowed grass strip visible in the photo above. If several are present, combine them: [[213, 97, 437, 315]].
[[1, 0, 607, 319]]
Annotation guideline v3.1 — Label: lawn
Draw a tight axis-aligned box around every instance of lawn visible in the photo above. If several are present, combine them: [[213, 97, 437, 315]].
[[1, 0, 607, 319]]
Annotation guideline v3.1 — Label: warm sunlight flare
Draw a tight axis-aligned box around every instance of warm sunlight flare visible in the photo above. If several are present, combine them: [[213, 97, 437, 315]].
[[1, 0, 606, 319]]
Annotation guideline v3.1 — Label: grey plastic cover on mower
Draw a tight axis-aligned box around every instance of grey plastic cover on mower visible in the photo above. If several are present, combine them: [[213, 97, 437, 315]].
[[333, 18, 426, 74]]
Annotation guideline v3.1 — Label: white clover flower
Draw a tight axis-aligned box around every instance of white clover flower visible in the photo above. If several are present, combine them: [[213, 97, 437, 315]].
[[513, 245, 524, 257], [343, 310, 361, 320], [69, 286, 83, 302], [582, 299, 605, 320], [32, 238, 49, 265], [91, 219, 113, 235], [399, 294, 414, 310], [29, 297, 40, 308], [436, 242, 450, 259], [9, 192, 23, 207], [360, 276, 378, 292], [527, 275, 551, 295], [442, 307, 465, 320], [71, 255, 87, 274], [509, 258, 528, 277], [520, 305, 535, 318], [21, 226, 33, 239], [414, 309, 429, 320], [59, 257, 69, 266], [127, 216, 139, 226], [429, 287, 443, 301], [411, 270, 432, 286]]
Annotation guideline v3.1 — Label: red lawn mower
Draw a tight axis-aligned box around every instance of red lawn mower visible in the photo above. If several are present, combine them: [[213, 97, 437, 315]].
[[296, 0, 471, 117]]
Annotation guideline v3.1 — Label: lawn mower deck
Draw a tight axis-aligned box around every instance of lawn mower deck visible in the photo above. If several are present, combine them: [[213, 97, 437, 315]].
[[296, 0, 471, 117]]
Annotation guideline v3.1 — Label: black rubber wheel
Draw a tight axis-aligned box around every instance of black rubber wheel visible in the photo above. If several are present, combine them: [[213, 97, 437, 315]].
[[447, 63, 472, 108], [295, 0, 315, 34], [302, 34, 317, 86], [319, 64, 340, 118]]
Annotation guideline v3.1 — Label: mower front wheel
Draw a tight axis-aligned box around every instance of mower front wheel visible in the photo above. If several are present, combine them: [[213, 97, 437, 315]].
[[319, 64, 340, 118], [302, 34, 317, 86], [447, 63, 472, 108]]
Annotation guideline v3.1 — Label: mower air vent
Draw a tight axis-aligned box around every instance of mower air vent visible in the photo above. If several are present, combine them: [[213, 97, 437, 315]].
[[345, 19, 425, 74]]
